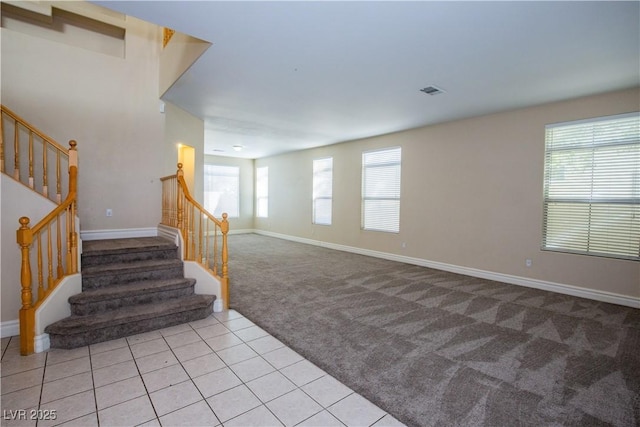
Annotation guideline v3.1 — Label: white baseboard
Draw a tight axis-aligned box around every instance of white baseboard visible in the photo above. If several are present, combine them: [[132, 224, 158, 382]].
[[81, 227, 158, 241], [1, 325, 50, 352], [34, 334, 50, 353], [229, 229, 255, 235], [254, 230, 640, 309], [1, 320, 19, 338], [158, 224, 179, 242]]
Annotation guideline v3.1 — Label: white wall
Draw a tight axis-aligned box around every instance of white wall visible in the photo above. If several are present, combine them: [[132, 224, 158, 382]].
[[255, 88, 640, 302]]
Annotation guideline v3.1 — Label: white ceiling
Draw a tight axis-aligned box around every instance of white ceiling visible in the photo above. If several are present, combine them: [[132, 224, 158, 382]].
[[93, 1, 639, 159]]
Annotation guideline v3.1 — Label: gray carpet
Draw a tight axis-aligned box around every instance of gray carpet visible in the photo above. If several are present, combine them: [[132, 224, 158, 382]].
[[227, 234, 640, 427]]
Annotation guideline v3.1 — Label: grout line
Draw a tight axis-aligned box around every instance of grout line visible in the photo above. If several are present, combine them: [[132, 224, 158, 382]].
[[87, 344, 100, 427], [34, 351, 47, 427], [130, 332, 164, 425]]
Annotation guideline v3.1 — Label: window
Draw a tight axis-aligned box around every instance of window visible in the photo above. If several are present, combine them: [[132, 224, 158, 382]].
[[362, 147, 401, 233], [543, 112, 640, 260], [313, 157, 333, 225], [204, 165, 239, 218], [256, 166, 269, 218]]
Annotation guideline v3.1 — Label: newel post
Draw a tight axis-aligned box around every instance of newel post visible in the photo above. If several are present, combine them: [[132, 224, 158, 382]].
[[17, 217, 35, 355], [67, 148, 79, 274], [68, 140, 78, 168], [221, 213, 229, 309]]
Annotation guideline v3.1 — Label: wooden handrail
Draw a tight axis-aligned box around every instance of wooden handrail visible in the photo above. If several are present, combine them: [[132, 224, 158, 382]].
[[178, 178, 225, 230], [161, 163, 229, 309], [1, 105, 70, 203], [16, 141, 78, 355], [30, 166, 77, 236], [1, 106, 69, 153]]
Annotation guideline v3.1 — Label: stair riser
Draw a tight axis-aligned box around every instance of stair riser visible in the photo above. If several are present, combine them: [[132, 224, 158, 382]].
[[49, 303, 214, 349], [81, 248, 178, 267], [82, 266, 184, 290]]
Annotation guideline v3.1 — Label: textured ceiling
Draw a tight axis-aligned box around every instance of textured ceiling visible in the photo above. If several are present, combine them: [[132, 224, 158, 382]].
[[94, 1, 640, 159]]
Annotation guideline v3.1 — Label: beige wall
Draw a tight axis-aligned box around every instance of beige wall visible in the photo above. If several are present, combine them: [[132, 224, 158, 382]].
[[1, 16, 166, 232], [164, 102, 205, 203], [204, 155, 255, 231], [255, 88, 640, 299]]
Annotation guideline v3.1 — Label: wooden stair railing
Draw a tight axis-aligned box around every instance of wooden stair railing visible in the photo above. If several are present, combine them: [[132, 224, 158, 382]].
[[1, 105, 71, 203], [16, 141, 79, 355], [160, 163, 230, 309]]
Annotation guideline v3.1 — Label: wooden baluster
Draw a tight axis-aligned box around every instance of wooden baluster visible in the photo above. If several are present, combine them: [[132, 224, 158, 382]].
[[184, 198, 190, 259], [199, 210, 203, 264], [42, 143, 48, 198], [70, 202, 78, 273], [66, 207, 72, 273], [187, 201, 192, 260], [173, 178, 178, 227], [177, 164, 184, 233], [205, 219, 210, 272], [190, 205, 196, 261], [168, 179, 173, 226], [68, 164, 78, 273], [220, 213, 229, 309], [167, 179, 171, 226], [0, 110, 5, 173], [170, 179, 173, 227], [161, 180, 166, 224], [56, 215, 63, 278], [37, 232, 44, 300], [17, 217, 34, 355], [47, 222, 54, 290], [56, 150, 61, 203], [28, 132, 34, 188], [213, 223, 218, 276], [14, 121, 20, 180]]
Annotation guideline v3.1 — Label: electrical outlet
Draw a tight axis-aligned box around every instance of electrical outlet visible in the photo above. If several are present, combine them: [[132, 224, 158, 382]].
[[401, 242, 407, 248], [525, 258, 532, 267], [106, 209, 113, 217]]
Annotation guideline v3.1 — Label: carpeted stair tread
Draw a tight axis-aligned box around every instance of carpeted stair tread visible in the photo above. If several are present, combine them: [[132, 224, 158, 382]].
[[46, 294, 215, 335], [82, 258, 183, 276], [69, 278, 197, 304]]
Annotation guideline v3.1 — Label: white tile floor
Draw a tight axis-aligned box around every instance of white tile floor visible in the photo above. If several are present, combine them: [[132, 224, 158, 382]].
[[1, 310, 405, 427]]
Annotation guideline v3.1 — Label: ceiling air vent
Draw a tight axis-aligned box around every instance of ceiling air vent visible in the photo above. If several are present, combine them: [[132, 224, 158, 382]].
[[420, 85, 445, 96]]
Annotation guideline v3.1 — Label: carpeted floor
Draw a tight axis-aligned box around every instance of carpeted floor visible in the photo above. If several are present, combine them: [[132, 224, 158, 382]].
[[227, 234, 640, 427]]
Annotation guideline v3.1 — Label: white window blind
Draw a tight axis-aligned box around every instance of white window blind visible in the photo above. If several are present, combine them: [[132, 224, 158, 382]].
[[204, 165, 239, 218], [362, 147, 401, 233], [256, 166, 269, 218], [543, 112, 640, 260], [313, 157, 333, 225]]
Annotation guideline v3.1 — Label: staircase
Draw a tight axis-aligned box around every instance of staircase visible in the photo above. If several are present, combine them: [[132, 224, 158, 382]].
[[45, 236, 215, 349]]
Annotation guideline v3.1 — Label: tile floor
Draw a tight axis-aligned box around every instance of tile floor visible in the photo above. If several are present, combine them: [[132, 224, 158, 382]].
[[1, 310, 405, 427]]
